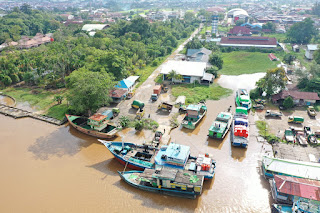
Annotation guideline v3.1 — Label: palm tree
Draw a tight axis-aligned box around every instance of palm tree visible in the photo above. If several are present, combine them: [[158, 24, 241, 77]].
[[167, 70, 179, 82]]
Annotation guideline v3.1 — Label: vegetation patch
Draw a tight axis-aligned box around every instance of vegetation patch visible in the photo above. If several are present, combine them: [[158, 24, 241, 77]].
[[220, 51, 280, 75], [119, 116, 159, 131], [46, 104, 68, 120], [171, 83, 232, 104], [255, 120, 281, 143]]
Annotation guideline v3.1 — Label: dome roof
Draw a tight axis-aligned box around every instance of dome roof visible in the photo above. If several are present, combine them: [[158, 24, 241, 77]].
[[227, 8, 249, 17]]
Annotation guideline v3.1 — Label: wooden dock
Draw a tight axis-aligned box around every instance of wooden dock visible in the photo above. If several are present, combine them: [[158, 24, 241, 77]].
[[0, 104, 65, 125]]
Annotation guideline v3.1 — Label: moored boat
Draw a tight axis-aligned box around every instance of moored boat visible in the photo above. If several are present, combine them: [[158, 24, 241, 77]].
[[235, 89, 252, 110], [230, 107, 249, 148], [208, 108, 233, 139], [66, 114, 119, 139], [272, 204, 293, 213], [181, 102, 207, 130], [99, 140, 158, 170], [118, 166, 204, 199]]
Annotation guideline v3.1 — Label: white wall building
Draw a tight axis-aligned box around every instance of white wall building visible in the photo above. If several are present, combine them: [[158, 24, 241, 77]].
[[305, 44, 318, 60]]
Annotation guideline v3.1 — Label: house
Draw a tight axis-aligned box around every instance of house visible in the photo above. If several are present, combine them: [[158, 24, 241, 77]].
[[160, 61, 208, 83], [227, 26, 251, 36], [272, 90, 320, 106], [270, 175, 320, 204], [109, 89, 127, 103], [186, 47, 212, 63], [305, 44, 318, 60], [292, 45, 300, 52], [241, 23, 262, 34], [115, 76, 139, 92], [219, 36, 277, 49]]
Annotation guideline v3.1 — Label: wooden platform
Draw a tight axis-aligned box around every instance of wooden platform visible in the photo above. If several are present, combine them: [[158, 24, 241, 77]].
[[0, 104, 65, 125]]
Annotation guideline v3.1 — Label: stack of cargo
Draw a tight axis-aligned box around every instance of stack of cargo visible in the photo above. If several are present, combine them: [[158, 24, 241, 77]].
[[230, 107, 249, 148]]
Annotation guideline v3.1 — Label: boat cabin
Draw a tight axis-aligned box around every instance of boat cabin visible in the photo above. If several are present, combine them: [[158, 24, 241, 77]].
[[155, 143, 191, 168], [87, 113, 109, 131], [140, 167, 204, 194]]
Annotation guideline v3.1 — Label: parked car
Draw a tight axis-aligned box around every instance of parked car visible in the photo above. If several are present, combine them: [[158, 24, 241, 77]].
[[265, 110, 282, 117], [284, 129, 295, 143], [307, 106, 317, 117]]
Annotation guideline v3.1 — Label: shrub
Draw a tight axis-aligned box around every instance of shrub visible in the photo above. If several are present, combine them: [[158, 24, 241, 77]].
[[283, 96, 294, 109], [3, 75, 12, 86], [119, 116, 130, 128], [134, 120, 144, 131]]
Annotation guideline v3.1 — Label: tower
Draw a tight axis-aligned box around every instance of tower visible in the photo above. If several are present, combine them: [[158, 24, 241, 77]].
[[211, 14, 219, 36]]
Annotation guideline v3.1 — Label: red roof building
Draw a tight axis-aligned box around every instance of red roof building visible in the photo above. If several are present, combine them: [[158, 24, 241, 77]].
[[268, 53, 277, 61], [274, 175, 320, 201], [219, 36, 277, 48], [109, 89, 128, 103], [227, 26, 251, 36], [88, 113, 107, 122], [272, 90, 320, 106]]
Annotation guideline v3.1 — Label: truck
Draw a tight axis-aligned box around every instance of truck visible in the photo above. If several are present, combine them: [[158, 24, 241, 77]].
[[307, 106, 317, 117], [288, 116, 304, 124], [131, 100, 145, 109], [151, 85, 162, 101], [136, 108, 145, 120], [265, 110, 283, 118], [284, 129, 294, 143], [158, 102, 173, 112]]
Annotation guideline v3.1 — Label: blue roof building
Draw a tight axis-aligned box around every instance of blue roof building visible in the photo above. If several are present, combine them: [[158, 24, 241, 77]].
[[115, 79, 134, 90]]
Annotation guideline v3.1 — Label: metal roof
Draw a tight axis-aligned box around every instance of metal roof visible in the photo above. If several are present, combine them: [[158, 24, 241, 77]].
[[263, 156, 320, 180], [274, 175, 320, 201], [82, 24, 108, 31], [307, 44, 318, 51], [160, 61, 206, 77], [115, 79, 134, 89]]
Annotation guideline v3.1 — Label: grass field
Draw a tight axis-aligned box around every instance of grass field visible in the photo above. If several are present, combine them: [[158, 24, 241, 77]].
[[219, 51, 281, 75], [171, 83, 232, 104]]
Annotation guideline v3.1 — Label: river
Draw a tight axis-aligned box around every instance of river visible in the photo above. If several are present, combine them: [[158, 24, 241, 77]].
[[0, 74, 273, 213]]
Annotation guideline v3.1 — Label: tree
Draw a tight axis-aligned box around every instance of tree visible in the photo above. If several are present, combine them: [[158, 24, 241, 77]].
[[235, 20, 245, 26], [312, 2, 320, 17], [209, 53, 223, 70], [3, 76, 12, 86], [134, 120, 144, 131], [286, 18, 317, 44], [20, 3, 32, 14], [53, 95, 63, 105], [308, 62, 320, 78], [283, 96, 294, 109], [119, 116, 130, 128], [186, 38, 202, 49], [262, 22, 276, 33], [256, 67, 287, 96], [166, 70, 183, 82], [206, 66, 218, 78], [283, 54, 296, 65], [66, 69, 114, 116]]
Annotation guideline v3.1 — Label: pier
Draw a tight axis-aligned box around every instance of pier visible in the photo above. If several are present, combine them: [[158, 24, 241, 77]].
[[0, 104, 65, 125]]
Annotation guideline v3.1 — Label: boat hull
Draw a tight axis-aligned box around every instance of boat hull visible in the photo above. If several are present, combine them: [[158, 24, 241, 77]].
[[118, 171, 198, 199], [66, 114, 118, 139]]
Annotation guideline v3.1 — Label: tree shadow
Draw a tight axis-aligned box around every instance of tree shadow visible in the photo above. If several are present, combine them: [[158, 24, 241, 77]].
[[231, 146, 247, 162], [28, 124, 94, 160]]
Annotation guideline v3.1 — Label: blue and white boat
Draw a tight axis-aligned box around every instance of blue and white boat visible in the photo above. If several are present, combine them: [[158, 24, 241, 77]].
[[230, 107, 249, 148], [118, 166, 204, 199]]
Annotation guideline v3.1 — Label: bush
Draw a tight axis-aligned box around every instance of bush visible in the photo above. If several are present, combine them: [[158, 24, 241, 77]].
[[119, 116, 130, 128], [10, 74, 20, 84], [283, 96, 294, 109], [134, 120, 144, 131], [3, 75, 12, 86], [152, 59, 158, 67], [250, 87, 261, 100]]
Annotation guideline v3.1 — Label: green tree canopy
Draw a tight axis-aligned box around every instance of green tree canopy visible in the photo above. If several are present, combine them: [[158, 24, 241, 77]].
[[209, 53, 223, 70], [283, 96, 294, 109], [262, 22, 276, 33], [66, 69, 115, 115], [283, 54, 296, 65], [286, 18, 317, 44], [256, 67, 287, 96]]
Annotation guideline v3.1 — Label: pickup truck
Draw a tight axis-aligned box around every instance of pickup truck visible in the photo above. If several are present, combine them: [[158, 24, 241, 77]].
[[265, 110, 283, 117], [307, 106, 317, 117], [284, 129, 295, 143]]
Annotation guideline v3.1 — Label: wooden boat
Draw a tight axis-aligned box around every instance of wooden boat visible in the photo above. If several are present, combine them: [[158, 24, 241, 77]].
[[66, 114, 119, 139], [155, 143, 216, 180], [208, 107, 233, 139], [235, 89, 252, 110], [181, 102, 207, 130], [99, 141, 158, 170], [272, 204, 293, 213], [100, 141, 216, 180], [118, 167, 204, 199], [261, 156, 320, 180], [230, 107, 249, 148]]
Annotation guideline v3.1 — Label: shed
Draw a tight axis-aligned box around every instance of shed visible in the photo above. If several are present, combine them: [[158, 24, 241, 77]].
[[109, 89, 127, 103], [305, 44, 318, 60], [268, 53, 277, 61], [292, 45, 300, 52], [115, 79, 135, 91]]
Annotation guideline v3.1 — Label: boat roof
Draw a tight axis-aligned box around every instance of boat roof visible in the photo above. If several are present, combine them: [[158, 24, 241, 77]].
[[141, 167, 203, 186], [155, 143, 190, 166], [217, 112, 232, 121], [209, 121, 227, 133], [263, 156, 320, 180], [274, 175, 320, 201], [187, 104, 201, 111], [88, 113, 107, 122], [240, 95, 250, 101]]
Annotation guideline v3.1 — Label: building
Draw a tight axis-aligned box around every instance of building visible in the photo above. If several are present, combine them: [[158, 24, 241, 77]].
[[305, 44, 319, 60], [227, 26, 251, 36], [219, 36, 277, 49], [227, 8, 249, 25], [272, 90, 320, 106], [109, 89, 127, 103], [211, 15, 219, 35], [241, 23, 262, 34], [268, 53, 277, 61], [160, 61, 209, 83], [186, 47, 212, 63], [0, 33, 52, 51], [81, 24, 109, 36]]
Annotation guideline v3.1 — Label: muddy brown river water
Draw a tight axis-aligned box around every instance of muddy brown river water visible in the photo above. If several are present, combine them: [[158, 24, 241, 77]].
[[0, 93, 272, 213]]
